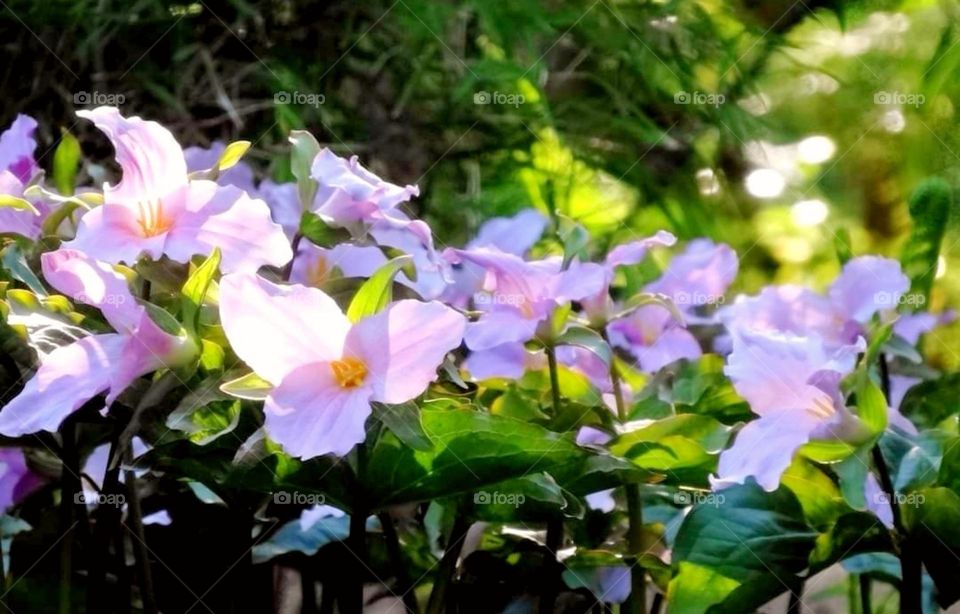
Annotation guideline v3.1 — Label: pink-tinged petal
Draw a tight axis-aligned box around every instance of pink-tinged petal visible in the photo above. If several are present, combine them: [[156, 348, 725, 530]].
[[465, 343, 535, 380], [828, 256, 909, 323], [311, 148, 419, 224], [64, 204, 167, 264], [0, 448, 42, 511], [468, 209, 549, 255], [712, 410, 822, 492], [0, 170, 39, 238], [585, 489, 616, 513], [264, 363, 373, 458], [555, 260, 608, 303], [646, 239, 738, 308], [41, 249, 142, 333], [576, 426, 612, 447], [347, 300, 465, 404], [446, 247, 554, 306], [719, 285, 838, 341], [556, 345, 611, 391], [370, 221, 447, 300], [258, 179, 301, 239], [0, 114, 38, 183], [631, 328, 702, 373], [219, 274, 350, 384], [291, 242, 388, 287], [0, 334, 128, 436], [164, 181, 293, 273], [464, 308, 541, 351], [77, 106, 187, 205], [863, 473, 894, 529], [183, 142, 257, 195], [889, 374, 920, 411], [893, 312, 939, 346], [724, 330, 860, 417], [605, 231, 676, 269]]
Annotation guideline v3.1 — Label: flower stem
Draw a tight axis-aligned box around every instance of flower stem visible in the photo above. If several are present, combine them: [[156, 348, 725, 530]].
[[600, 329, 646, 614], [282, 233, 303, 281], [343, 444, 368, 614], [379, 511, 419, 613], [541, 346, 564, 613], [426, 511, 469, 614], [874, 353, 921, 614], [58, 417, 82, 614], [859, 574, 872, 614], [787, 580, 803, 613], [123, 446, 157, 614]]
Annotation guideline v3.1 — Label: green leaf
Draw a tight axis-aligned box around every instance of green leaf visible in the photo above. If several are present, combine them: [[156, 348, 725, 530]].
[[856, 377, 888, 435], [668, 483, 816, 614], [252, 511, 351, 564], [363, 403, 594, 506], [671, 355, 752, 424], [180, 248, 221, 338], [809, 511, 893, 575], [220, 372, 274, 400], [559, 219, 589, 267], [373, 401, 433, 451], [899, 373, 960, 429], [346, 255, 412, 323], [298, 211, 336, 246], [833, 227, 853, 264], [900, 178, 951, 302], [0, 195, 38, 215], [3, 289, 87, 359], [217, 140, 251, 171], [781, 457, 848, 528], [903, 487, 960, 608], [1, 245, 46, 294], [608, 414, 731, 485], [554, 325, 611, 365], [289, 130, 321, 211], [466, 472, 584, 521], [167, 396, 242, 446], [52, 128, 82, 195]]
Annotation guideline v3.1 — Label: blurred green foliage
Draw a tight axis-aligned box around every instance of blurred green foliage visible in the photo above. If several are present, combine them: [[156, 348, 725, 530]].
[[3, 0, 960, 364]]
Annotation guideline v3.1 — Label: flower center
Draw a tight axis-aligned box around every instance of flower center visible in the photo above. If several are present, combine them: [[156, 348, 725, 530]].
[[306, 256, 330, 287], [330, 357, 368, 388], [808, 396, 835, 419], [136, 199, 173, 237]]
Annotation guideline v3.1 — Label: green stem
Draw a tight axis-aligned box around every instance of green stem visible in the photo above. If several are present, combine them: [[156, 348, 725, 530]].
[[425, 511, 470, 614], [379, 512, 419, 613], [859, 574, 872, 614], [343, 444, 368, 614], [787, 580, 803, 613], [600, 330, 645, 614], [540, 346, 565, 613], [874, 354, 921, 614], [58, 418, 82, 614], [123, 446, 157, 614]]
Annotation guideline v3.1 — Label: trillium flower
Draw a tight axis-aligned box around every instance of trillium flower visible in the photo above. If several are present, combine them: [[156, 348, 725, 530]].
[[290, 242, 391, 287], [218, 274, 466, 459], [607, 304, 702, 373], [466, 209, 548, 256], [720, 256, 909, 347], [0, 249, 197, 436], [644, 239, 738, 321], [712, 330, 870, 491], [63, 107, 292, 273], [0, 114, 45, 238]]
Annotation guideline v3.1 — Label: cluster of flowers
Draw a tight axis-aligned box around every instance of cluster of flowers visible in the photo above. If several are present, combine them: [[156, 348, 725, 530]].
[[0, 107, 948, 603]]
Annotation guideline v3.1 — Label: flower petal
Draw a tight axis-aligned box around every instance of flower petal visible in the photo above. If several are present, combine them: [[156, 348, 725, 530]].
[[0, 334, 129, 436], [604, 230, 676, 269], [0, 114, 38, 183], [712, 410, 822, 492], [77, 106, 187, 205], [828, 256, 909, 323], [468, 209, 548, 255], [164, 181, 292, 273], [219, 274, 350, 384], [41, 249, 142, 333], [265, 363, 372, 458], [464, 307, 541, 350], [64, 204, 167, 264], [291, 242, 388, 287], [646, 239, 737, 308], [346, 300, 465, 404]]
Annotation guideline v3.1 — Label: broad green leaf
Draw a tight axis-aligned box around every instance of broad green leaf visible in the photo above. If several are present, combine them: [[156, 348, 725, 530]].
[[4, 289, 87, 359], [298, 211, 336, 246], [609, 414, 730, 485], [833, 227, 853, 264], [554, 325, 611, 365], [0, 195, 38, 215], [900, 373, 960, 429], [903, 487, 960, 608], [373, 401, 433, 451], [937, 438, 960, 493], [671, 355, 752, 424], [221, 372, 274, 400], [363, 404, 594, 506], [668, 483, 816, 614], [180, 248, 221, 338], [466, 472, 584, 521], [217, 140, 251, 171], [559, 218, 589, 267], [289, 130, 321, 210], [808, 511, 892, 575], [346, 255, 412, 323], [900, 178, 951, 302], [252, 511, 351, 564], [167, 398, 241, 446], [781, 457, 847, 528], [52, 128, 82, 195]]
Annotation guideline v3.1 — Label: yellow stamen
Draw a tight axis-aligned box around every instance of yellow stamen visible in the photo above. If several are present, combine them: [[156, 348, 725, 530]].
[[136, 199, 173, 237], [809, 396, 835, 419], [330, 357, 368, 388], [306, 256, 330, 287]]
